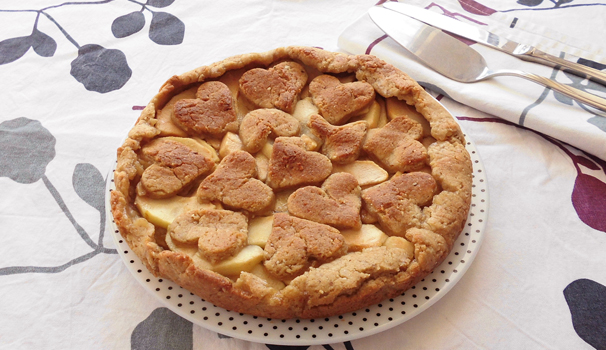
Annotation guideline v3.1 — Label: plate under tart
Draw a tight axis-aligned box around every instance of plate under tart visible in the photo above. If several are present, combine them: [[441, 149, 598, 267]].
[[106, 131, 488, 346]]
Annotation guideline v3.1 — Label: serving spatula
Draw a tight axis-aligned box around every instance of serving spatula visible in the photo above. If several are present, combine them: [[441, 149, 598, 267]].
[[383, 2, 606, 86], [368, 6, 606, 112]]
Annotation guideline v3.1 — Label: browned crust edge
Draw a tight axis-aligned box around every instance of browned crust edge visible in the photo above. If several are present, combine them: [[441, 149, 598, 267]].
[[110, 46, 472, 319]]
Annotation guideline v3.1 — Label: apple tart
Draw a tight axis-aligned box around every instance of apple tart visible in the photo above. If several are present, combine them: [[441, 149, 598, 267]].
[[110, 46, 472, 319]]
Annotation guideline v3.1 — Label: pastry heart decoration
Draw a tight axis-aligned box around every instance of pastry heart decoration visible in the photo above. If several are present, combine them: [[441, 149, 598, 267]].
[[308, 114, 368, 164], [287, 172, 362, 229], [197, 150, 274, 213], [266, 136, 332, 190], [173, 81, 239, 136], [138, 137, 216, 198], [168, 208, 248, 264], [239, 108, 300, 153], [363, 116, 428, 173], [362, 171, 438, 236], [263, 213, 347, 280], [309, 74, 376, 125], [239, 61, 308, 114]]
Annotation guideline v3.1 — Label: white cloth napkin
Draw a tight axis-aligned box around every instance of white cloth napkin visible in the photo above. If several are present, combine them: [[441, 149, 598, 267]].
[[338, 0, 606, 160]]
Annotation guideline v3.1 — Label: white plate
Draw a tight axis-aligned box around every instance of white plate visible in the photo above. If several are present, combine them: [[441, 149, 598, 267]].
[[106, 132, 488, 346]]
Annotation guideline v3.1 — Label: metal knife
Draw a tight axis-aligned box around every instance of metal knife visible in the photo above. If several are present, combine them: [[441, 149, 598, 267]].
[[383, 2, 606, 86]]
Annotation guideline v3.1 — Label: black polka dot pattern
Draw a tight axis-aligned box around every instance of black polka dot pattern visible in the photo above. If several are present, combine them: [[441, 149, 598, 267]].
[[107, 131, 488, 345]]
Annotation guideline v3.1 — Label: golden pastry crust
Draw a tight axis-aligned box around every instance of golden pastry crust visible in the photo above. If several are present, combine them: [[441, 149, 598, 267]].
[[111, 46, 472, 319]]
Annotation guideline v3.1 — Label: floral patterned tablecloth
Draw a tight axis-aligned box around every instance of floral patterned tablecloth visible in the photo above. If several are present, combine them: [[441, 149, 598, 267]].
[[1, 1, 605, 349]]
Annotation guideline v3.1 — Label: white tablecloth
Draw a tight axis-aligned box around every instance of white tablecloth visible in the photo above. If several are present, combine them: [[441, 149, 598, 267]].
[[1, 1, 605, 349]]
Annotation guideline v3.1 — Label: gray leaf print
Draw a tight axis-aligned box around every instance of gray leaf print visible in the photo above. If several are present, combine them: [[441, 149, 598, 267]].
[[131, 307, 193, 350], [72, 163, 105, 212], [0, 117, 56, 184]]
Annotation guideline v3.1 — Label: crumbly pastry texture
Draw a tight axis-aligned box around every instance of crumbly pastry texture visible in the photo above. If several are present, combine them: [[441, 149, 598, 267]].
[[110, 46, 472, 319]]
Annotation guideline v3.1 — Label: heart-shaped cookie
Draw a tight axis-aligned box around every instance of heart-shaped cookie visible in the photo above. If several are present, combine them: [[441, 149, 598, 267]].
[[168, 208, 248, 264], [138, 137, 216, 198], [308, 114, 368, 164], [197, 150, 274, 213], [361, 171, 437, 236], [239, 108, 300, 153], [309, 74, 375, 125], [266, 136, 332, 190], [173, 81, 239, 135], [363, 115, 428, 172], [288, 172, 362, 229], [264, 213, 347, 280], [239, 61, 308, 114]]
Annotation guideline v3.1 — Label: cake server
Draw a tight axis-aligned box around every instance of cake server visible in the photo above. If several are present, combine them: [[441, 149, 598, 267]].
[[383, 2, 606, 86], [368, 6, 606, 112]]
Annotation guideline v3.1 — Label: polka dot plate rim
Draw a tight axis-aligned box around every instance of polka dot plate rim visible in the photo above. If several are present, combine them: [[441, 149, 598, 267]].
[[106, 130, 488, 347]]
